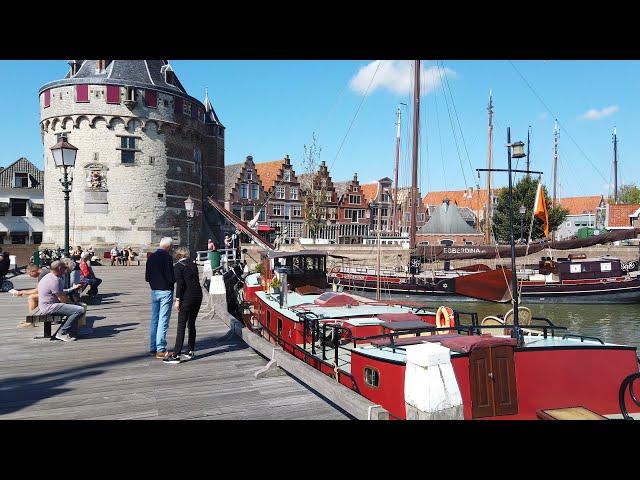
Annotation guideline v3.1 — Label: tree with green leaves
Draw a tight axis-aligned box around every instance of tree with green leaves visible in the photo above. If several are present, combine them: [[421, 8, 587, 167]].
[[617, 184, 640, 204], [492, 176, 568, 242]]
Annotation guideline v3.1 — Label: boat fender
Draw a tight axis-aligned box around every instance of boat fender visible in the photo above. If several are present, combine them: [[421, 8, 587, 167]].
[[436, 306, 455, 333]]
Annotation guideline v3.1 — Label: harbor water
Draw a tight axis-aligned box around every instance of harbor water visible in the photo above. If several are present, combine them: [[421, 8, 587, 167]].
[[356, 290, 640, 349]]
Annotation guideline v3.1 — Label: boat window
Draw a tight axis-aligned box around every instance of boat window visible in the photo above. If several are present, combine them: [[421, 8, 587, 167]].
[[364, 367, 380, 388], [306, 256, 318, 271], [266, 309, 271, 330]]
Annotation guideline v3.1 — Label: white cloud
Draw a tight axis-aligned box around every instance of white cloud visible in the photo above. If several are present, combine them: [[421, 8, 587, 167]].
[[579, 105, 619, 120], [349, 60, 456, 96]]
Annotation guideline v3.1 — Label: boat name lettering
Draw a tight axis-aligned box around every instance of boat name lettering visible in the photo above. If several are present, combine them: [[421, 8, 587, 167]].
[[443, 247, 482, 254]]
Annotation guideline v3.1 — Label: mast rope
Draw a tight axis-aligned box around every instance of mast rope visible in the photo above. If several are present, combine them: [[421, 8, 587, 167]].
[[435, 63, 469, 188], [508, 60, 608, 183], [439, 60, 477, 189]]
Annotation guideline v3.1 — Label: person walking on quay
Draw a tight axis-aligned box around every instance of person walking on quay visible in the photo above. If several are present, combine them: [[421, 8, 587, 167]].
[[164, 247, 203, 364], [146, 237, 175, 359], [38, 260, 84, 342], [110, 245, 119, 266]]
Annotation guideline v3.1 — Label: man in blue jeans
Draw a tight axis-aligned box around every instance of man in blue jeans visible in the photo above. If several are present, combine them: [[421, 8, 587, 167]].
[[145, 237, 176, 358]]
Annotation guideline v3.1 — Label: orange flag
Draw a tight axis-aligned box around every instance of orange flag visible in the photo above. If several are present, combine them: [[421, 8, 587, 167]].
[[533, 182, 549, 237]]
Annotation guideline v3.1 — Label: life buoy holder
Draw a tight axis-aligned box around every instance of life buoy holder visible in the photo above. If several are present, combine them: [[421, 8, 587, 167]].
[[435, 306, 455, 334]]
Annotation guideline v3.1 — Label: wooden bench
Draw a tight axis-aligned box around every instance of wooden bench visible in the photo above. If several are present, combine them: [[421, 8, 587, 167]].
[[26, 310, 67, 339]]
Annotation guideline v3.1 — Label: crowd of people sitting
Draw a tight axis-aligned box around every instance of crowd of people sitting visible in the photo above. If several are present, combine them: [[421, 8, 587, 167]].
[[13, 248, 104, 340], [109, 246, 138, 266]]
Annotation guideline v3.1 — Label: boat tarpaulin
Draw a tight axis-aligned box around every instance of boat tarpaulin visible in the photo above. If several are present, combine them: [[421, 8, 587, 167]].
[[207, 197, 275, 252], [417, 228, 640, 261]]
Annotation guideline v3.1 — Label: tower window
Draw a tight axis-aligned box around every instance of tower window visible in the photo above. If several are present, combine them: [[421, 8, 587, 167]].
[[145, 90, 157, 108], [43, 90, 50, 108], [106, 85, 120, 104], [75, 84, 89, 103], [174, 97, 183, 115]]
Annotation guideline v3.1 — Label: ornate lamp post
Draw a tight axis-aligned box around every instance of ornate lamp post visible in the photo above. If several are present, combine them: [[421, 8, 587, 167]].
[[50, 136, 78, 288], [184, 195, 195, 255], [519, 204, 526, 243]]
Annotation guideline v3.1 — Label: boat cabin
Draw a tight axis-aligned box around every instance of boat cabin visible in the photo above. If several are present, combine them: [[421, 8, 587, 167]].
[[536, 256, 623, 281], [263, 250, 328, 290]]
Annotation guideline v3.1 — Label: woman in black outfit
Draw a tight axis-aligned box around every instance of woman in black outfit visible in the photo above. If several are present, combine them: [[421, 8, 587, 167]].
[[164, 247, 203, 364]]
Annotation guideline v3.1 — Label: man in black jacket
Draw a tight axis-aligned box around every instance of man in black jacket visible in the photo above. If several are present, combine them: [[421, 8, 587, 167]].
[[145, 237, 175, 358]]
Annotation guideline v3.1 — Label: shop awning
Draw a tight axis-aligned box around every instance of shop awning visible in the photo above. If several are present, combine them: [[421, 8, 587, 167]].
[[0, 197, 9, 207], [257, 225, 275, 232]]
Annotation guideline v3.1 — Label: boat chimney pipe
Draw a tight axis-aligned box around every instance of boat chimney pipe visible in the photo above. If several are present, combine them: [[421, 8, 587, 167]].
[[276, 267, 289, 308]]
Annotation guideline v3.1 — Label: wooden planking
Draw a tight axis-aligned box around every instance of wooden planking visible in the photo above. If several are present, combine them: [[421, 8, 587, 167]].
[[0, 266, 347, 420]]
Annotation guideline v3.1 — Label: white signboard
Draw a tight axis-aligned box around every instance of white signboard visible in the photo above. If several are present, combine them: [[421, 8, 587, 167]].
[[601, 262, 612, 272], [570, 264, 582, 274]]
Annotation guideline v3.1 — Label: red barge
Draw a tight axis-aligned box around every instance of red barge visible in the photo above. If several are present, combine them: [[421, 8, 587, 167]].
[[230, 250, 640, 420]]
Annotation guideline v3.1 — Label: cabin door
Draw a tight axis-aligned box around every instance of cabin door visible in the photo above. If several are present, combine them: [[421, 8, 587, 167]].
[[469, 346, 518, 418]]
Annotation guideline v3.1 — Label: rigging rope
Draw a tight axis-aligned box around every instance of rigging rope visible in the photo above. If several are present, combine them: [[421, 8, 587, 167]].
[[435, 63, 469, 188], [508, 60, 608, 183], [439, 60, 477, 188]]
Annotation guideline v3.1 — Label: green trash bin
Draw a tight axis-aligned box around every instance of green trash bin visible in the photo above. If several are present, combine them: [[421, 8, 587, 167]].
[[208, 251, 221, 269]]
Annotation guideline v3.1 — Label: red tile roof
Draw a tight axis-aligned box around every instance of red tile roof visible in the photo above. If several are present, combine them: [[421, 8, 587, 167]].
[[559, 195, 603, 215], [423, 189, 490, 212], [255, 159, 285, 192], [608, 203, 640, 227], [360, 183, 379, 204]]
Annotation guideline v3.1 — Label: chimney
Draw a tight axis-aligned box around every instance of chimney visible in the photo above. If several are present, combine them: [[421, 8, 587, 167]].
[[246, 155, 253, 162], [284, 154, 291, 165], [68, 60, 80, 76], [353, 172, 358, 182]]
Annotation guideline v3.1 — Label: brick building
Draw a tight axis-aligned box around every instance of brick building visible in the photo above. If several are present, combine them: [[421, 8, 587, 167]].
[[423, 187, 494, 230], [39, 60, 225, 250], [557, 195, 605, 239], [606, 202, 640, 230], [299, 160, 339, 241], [363, 177, 394, 233], [0, 157, 44, 245], [394, 186, 428, 235], [255, 155, 304, 241], [224, 155, 267, 224], [335, 173, 371, 244]]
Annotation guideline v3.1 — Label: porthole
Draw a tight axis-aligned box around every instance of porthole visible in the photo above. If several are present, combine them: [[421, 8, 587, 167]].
[[364, 367, 380, 388]]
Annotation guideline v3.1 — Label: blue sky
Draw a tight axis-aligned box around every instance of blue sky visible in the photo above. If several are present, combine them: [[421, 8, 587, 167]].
[[0, 60, 636, 198]]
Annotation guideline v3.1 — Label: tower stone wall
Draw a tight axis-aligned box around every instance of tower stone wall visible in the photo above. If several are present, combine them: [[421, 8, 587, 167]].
[[39, 60, 225, 251]]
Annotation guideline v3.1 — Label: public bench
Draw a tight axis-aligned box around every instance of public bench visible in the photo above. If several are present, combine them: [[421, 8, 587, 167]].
[[26, 308, 67, 339]]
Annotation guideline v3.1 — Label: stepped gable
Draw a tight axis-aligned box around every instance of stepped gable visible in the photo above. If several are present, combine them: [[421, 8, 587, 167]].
[[224, 162, 245, 199]]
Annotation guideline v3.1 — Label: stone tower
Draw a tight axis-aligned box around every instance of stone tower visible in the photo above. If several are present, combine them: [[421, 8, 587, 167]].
[[39, 60, 225, 250]]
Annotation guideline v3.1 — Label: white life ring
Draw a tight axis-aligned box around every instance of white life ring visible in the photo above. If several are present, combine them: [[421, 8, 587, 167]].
[[435, 306, 455, 334]]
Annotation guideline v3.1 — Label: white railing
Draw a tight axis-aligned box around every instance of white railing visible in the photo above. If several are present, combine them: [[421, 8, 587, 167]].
[[195, 248, 238, 267]]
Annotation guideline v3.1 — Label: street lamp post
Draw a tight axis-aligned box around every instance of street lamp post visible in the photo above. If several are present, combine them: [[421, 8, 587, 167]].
[[519, 204, 526, 243], [508, 134, 526, 345], [184, 195, 195, 255], [50, 136, 78, 288]]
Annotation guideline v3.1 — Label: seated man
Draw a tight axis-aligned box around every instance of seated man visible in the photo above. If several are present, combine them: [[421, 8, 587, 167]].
[[38, 260, 84, 342], [80, 252, 102, 296], [14, 263, 51, 327]]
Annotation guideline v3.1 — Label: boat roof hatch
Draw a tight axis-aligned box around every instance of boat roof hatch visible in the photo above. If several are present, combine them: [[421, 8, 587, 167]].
[[313, 292, 361, 307]]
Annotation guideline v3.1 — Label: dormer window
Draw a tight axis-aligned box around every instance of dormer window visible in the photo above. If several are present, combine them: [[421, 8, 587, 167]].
[[14, 173, 29, 188], [96, 60, 107, 72], [161, 64, 175, 85], [246, 169, 253, 181], [126, 86, 136, 102], [283, 171, 291, 182]]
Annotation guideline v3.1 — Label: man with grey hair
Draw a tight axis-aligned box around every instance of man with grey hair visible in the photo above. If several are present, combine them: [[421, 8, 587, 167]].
[[37, 260, 84, 341], [145, 237, 176, 358]]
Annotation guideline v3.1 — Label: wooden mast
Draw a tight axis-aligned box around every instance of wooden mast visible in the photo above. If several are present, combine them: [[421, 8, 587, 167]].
[[485, 90, 494, 244], [409, 60, 420, 251], [552, 120, 559, 242], [613, 126, 618, 204], [391, 105, 402, 235]]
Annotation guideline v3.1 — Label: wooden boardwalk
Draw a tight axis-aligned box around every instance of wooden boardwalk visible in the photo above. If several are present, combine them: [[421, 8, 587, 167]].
[[0, 265, 348, 420]]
